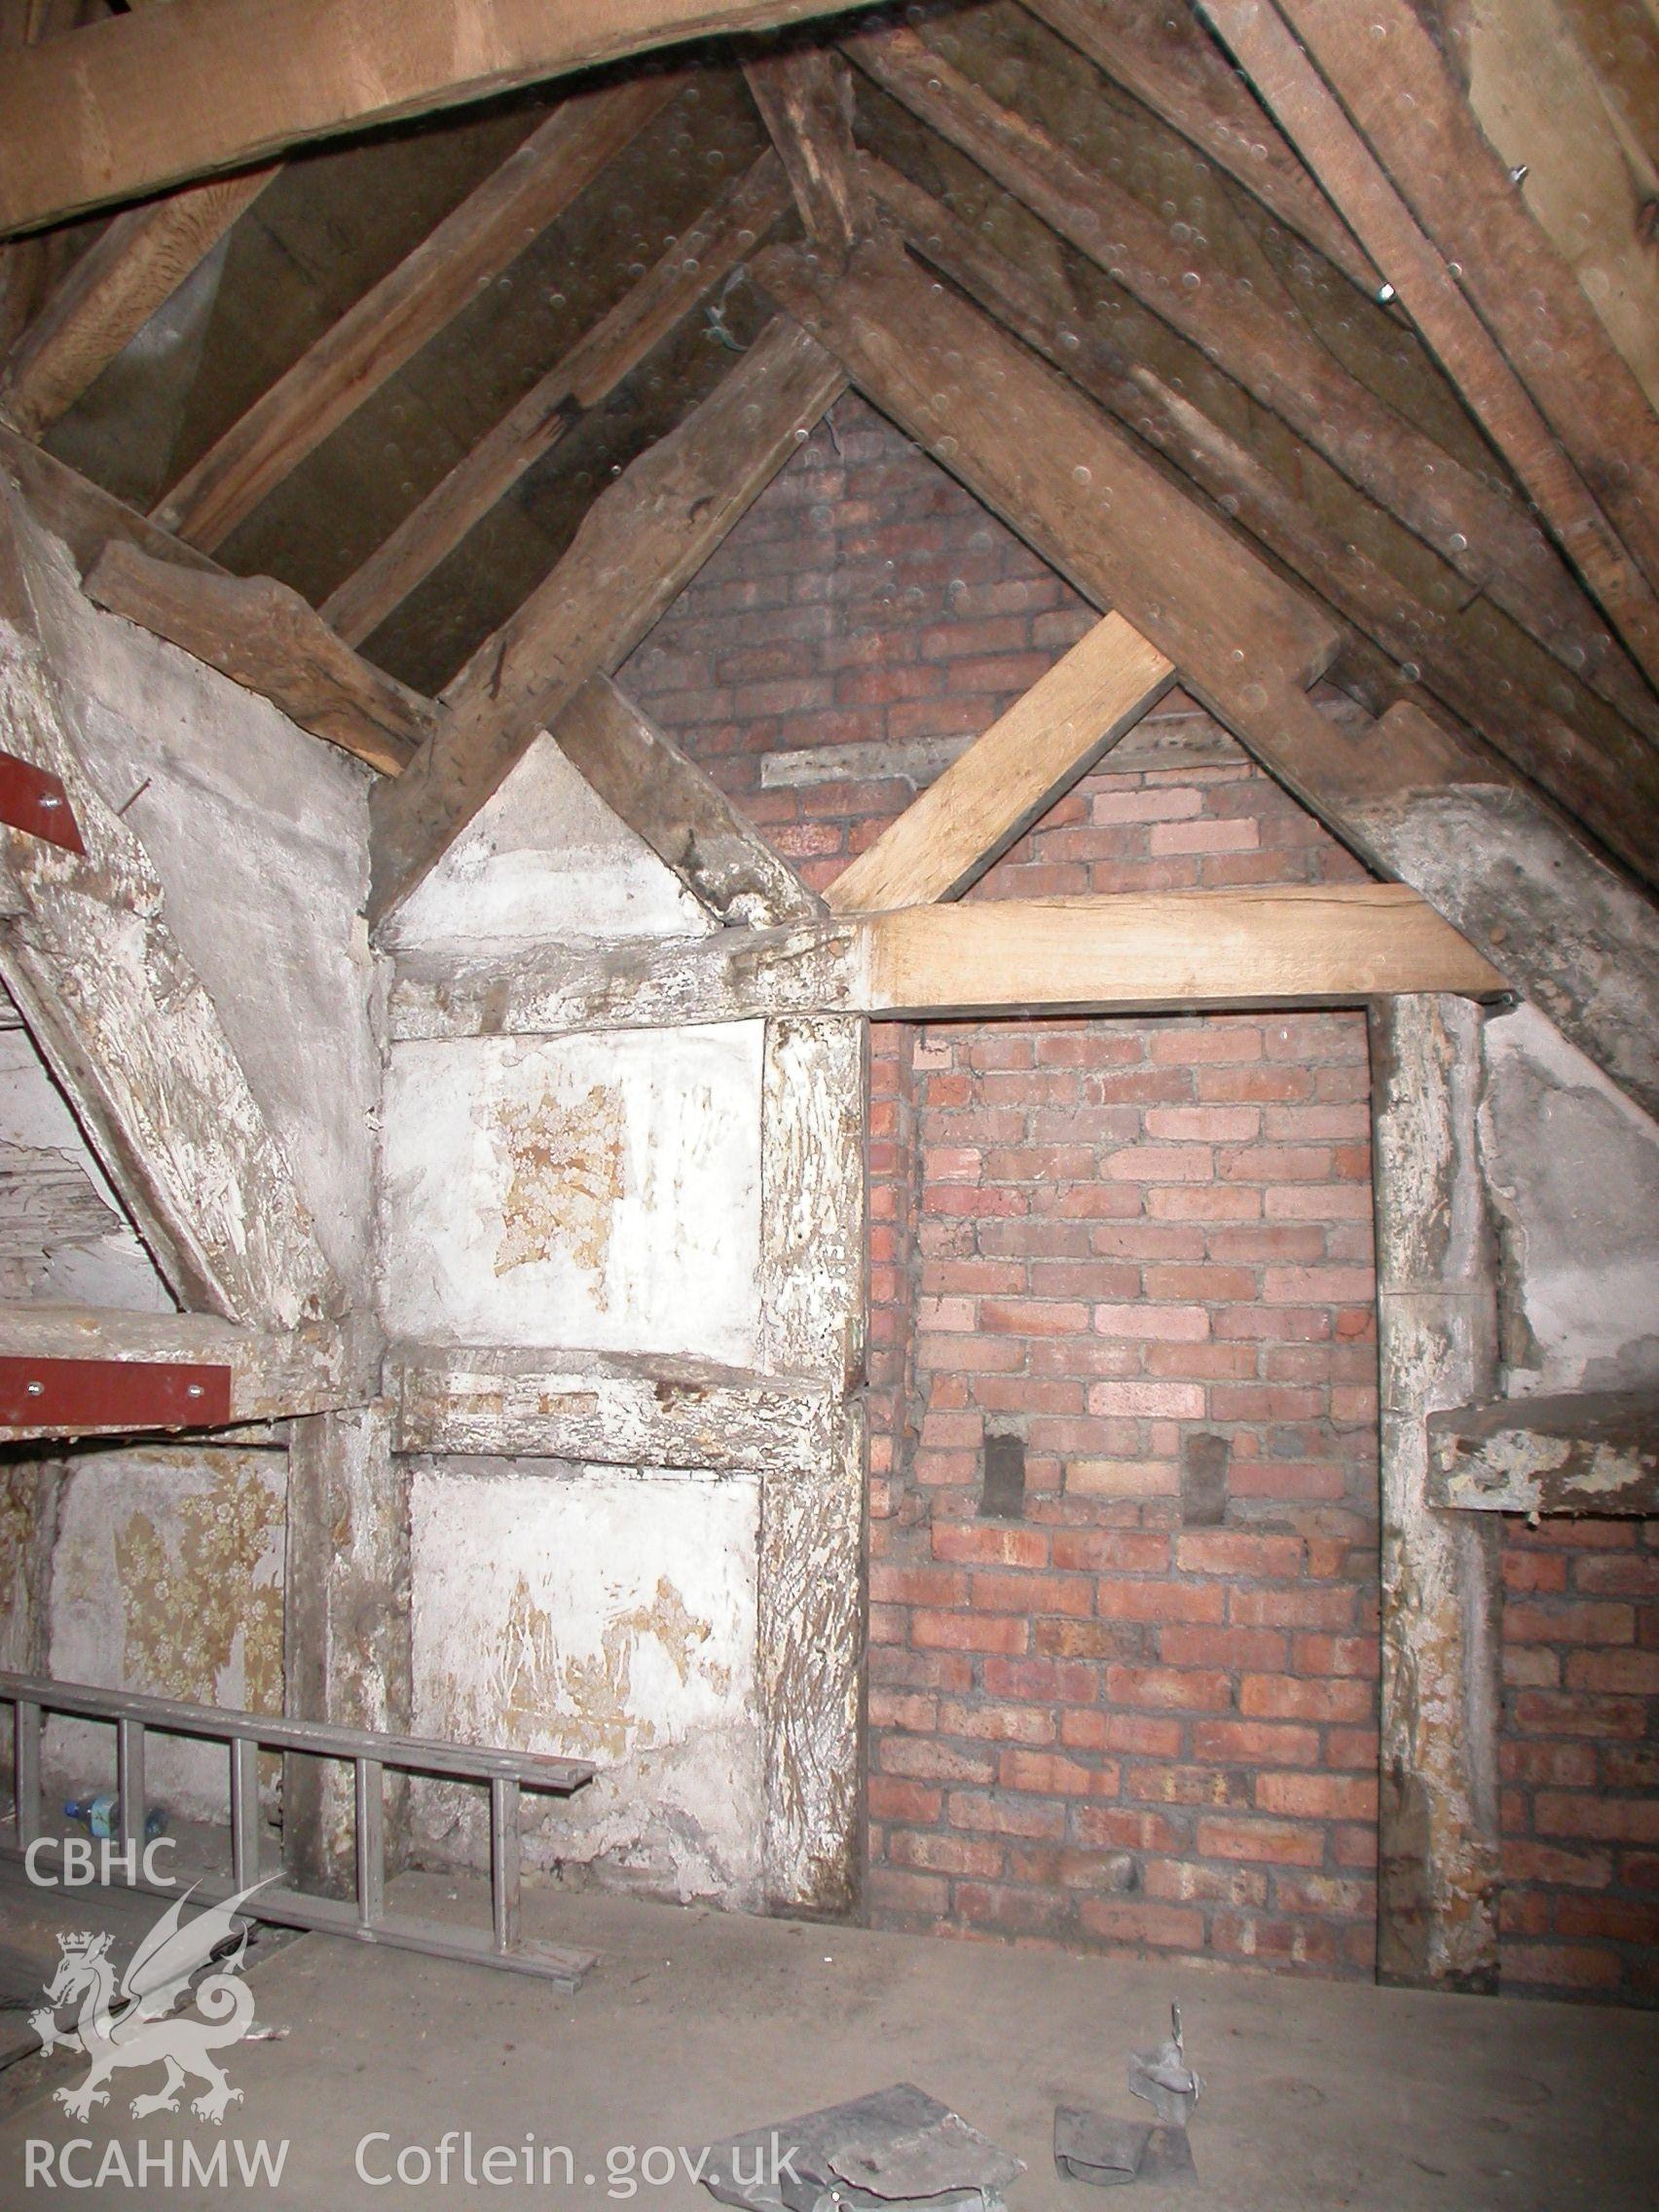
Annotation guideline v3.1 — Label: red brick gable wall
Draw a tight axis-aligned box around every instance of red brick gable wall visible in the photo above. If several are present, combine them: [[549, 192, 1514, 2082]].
[[621, 394, 1657, 2003]]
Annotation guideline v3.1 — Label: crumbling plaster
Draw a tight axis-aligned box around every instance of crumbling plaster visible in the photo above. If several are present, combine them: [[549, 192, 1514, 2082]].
[[407, 1462, 765, 1904], [1480, 1003, 1659, 1396]]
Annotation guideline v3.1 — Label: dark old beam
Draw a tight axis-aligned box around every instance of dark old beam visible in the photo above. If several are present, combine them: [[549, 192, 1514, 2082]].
[[1429, 1388, 1659, 1516]]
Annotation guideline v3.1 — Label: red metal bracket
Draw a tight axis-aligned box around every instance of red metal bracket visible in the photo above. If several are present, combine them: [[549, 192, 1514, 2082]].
[[0, 751, 84, 855], [0, 1356, 233, 1432]]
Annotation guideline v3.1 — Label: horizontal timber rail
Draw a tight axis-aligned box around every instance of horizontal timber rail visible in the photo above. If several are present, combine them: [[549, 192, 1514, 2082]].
[[390, 887, 1508, 1041], [1, 1674, 597, 1988]]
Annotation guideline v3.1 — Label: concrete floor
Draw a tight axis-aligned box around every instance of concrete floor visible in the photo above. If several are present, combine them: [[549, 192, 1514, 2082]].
[[0, 1867, 1655, 2210]]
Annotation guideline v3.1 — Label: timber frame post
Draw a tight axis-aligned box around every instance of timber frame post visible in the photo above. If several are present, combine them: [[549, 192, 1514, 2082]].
[[283, 1404, 411, 1897], [1369, 994, 1501, 1991], [756, 1013, 867, 1914]]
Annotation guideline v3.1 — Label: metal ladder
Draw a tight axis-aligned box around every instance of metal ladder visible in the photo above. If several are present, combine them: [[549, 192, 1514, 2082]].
[[1, 1672, 599, 1988]]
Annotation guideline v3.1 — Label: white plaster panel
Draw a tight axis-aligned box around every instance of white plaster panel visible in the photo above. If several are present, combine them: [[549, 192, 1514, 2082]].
[[23, 526, 379, 1296], [408, 1463, 762, 1903], [1481, 1003, 1659, 1394], [384, 731, 712, 952], [46, 1447, 285, 1819], [381, 1023, 763, 1365]]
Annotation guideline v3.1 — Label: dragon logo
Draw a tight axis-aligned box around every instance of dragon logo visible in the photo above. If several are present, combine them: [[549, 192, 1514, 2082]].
[[30, 1883, 267, 2125]]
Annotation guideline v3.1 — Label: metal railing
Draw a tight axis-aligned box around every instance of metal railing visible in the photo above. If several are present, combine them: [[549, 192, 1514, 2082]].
[[1, 1673, 598, 1988]]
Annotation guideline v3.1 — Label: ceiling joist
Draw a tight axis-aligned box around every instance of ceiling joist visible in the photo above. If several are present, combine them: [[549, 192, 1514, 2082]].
[[389, 882, 1506, 1040]]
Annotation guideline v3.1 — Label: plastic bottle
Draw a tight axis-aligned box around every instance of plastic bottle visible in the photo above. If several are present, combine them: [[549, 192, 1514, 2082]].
[[63, 1792, 167, 1842]]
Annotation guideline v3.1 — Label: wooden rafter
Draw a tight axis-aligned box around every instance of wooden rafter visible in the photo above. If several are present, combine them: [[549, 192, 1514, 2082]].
[[320, 149, 795, 646], [389, 884, 1505, 1039], [1198, 0, 1659, 695], [83, 539, 434, 776], [743, 43, 868, 258], [554, 675, 823, 927], [846, 21, 1655, 738], [0, 166, 276, 440], [756, 233, 1340, 714], [1017, 0, 1382, 300], [751, 236, 1659, 1121], [866, 163, 1659, 887], [1, 422, 223, 580], [826, 610, 1174, 913], [1268, 0, 1659, 603], [152, 76, 679, 550], [366, 314, 846, 926], [0, 0, 879, 236], [1461, 0, 1659, 411]]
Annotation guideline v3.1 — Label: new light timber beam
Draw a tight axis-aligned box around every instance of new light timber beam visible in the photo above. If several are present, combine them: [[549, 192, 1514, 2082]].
[[1198, 0, 1659, 696], [554, 675, 822, 927], [320, 150, 795, 646], [1017, 0, 1382, 301], [846, 25, 1651, 731], [866, 160, 1659, 873], [742, 44, 867, 258], [826, 610, 1174, 913], [84, 539, 432, 776], [0, 1308, 375, 1440], [0, 166, 276, 440], [151, 76, 678, 551], [1272, 0, 1659, 605], [0, 0, 880, 236], [1428, 1388, 1659, 1516], [388, 886, 1505, 1040], [367, 315, 846, 928]]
